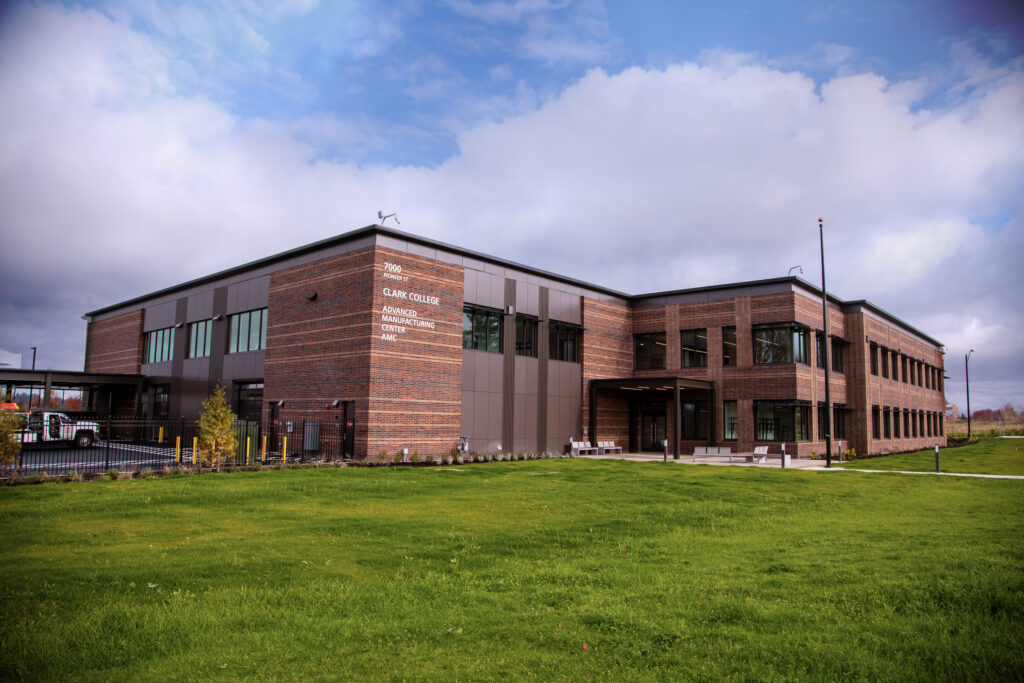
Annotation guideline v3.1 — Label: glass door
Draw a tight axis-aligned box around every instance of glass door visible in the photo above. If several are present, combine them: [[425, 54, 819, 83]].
[[639, 401, 666, 452]]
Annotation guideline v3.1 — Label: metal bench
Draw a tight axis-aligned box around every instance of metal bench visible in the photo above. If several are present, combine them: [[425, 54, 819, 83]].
[[598, 441, 622, 455], [570, 438, 599, 456]]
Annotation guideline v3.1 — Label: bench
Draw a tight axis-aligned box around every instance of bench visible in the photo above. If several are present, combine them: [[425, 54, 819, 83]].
[[597, 441, 622, 455], [569, 438, 599, 456], [741, 445, 770, 464], [692, 446, 733, 462]]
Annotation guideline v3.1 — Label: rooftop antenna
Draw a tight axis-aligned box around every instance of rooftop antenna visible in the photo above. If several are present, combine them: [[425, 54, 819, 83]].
[[377, 210, 399, 227], [788, 265, 803, 276]]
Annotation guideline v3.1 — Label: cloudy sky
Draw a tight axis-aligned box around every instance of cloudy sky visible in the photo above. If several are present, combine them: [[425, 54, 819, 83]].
[[0, 0, 1022, 410]]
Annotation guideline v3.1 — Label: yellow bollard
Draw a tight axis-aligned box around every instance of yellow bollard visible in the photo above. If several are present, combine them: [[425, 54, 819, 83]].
[[175, 436, 181, 463], [283, 436, 288, 465], [246, 437, 251, 467], [261, 435, 266, 463], [158, 426, 164, 444], [192, 436, 198, 465]]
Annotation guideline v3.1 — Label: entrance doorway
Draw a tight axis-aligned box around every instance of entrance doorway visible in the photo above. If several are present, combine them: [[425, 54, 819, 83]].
[[639, 401, 666, 452]]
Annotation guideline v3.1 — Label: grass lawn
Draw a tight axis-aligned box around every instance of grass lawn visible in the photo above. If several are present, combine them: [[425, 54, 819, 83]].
[[1, 460, 1022, 681], [837, 437, 1024, 476]]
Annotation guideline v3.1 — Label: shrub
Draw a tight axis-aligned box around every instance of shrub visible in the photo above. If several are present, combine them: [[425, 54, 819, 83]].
[[393, 452, 404, 464], [104, 468, 119, 481], [138, 467, 153, 479], [115, 470, 134, 481], [842, 448, 857, 460], [0, 395, 23, 478], [455, 455, 464, 465], [197, 384, 238, 470], [67, 470, 83, 483], [410, 452, 420, 464]]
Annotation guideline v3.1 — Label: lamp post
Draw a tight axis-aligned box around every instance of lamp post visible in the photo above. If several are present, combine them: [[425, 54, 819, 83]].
[[30, 346, 37, 371], [819, 218, 832, 468], [965, 349, 974, 438]]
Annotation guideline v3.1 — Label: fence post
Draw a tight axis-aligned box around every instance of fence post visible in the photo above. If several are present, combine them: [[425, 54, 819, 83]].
[[261, 435, 266, 463], [175, 436, 181, 463], [283, 436, 288, 464], [246, 437, 251, 467], [104, 416, 112, 471], [192, 436, 198, 466]]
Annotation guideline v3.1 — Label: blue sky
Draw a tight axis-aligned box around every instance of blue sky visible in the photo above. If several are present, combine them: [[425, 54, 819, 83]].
[[0, 0, 1022, 410]]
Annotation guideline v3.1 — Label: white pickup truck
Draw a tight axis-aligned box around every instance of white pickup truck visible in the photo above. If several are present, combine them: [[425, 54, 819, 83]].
[[17, 411, 100, 448]]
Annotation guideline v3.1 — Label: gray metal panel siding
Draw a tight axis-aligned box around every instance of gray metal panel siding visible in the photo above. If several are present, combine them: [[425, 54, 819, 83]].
[[143, 301, 176, 331], [186, 291, 214, 321]]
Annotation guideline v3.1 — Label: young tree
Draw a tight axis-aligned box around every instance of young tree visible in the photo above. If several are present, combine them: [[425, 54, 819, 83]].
[[197, 384, 237, 470], [0, 395, 24, 480]]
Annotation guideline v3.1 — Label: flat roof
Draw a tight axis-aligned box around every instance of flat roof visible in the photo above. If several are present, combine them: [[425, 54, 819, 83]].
[[83, 224, 942, 347]]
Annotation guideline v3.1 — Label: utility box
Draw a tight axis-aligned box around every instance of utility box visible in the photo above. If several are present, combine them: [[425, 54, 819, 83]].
[[303, 421, 320, 452]]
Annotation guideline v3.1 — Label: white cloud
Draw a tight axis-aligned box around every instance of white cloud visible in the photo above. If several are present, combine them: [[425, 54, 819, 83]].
[[1, 3, 1022, 406]]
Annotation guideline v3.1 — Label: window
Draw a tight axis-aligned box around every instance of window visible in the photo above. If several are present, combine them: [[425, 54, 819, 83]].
[[679, 401, 709, 439], [228, 308, 267, 353], [818, 403, 848, 441], [870, 343, 879, 375], [145, 327, 175, 363], [872, 406, 881, 440], [753, 325, 808, 364], [462, 305, 502, 353], [901, 355, 909, 383], [880, 347, 889, 378], [918, 361, 924, 387], [927, 412, 933, 437], [939, 414, 944, 435], [153, 385, 169, 420], [549, 321, 581, 363], [723, 400, 738, 440], [919, 411, 925, 437], [831, 338, 844, 373], [722, 327, 737, 366], [755, 401, 810, 441], [515, 315, 538, 358], [680, 329, 707, 368], [891, 350, 899, 380], [188, 320, 214, 359], [634, 332, 666, 370], [816, 332, 826, 369], [893, 407, 901, 438], [883, 407, 891, 439], [236, 382, 263, 421], [925, 365, 931, 390], [904, 409, 911, 437]]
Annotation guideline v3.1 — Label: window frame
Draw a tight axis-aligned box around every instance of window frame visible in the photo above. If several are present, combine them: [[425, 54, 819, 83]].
[[514, 315, 538, 358], [228, 308, 268, 354], [752, 324, 809, 365], [679, 328, 708, 368], [634, 332, 666, 370], [722, 326, 737, 367], [145, 327, 176, 364], [462, 305, 503, 353], [549, 321, 581, 363]]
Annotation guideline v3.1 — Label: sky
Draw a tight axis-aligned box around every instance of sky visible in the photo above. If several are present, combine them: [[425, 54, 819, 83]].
[[0, 0, 1022, 411]]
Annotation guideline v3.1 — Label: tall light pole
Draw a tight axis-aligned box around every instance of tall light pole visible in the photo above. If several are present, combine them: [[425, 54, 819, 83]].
[[819, 218, 832, 467], [30, 346, 37, 371], [965, 349, 974, 438]]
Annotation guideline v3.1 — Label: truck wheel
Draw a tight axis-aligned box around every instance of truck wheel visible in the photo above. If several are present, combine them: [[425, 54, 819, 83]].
[[75, 431, 94, 449]]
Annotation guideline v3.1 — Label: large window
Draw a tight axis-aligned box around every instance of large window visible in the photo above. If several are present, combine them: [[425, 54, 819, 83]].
[[880, 347, 889, 378], [549, 321, 580, 363], [872, 406, 881, 439], [817, 403, 848, 441], [680, 400, 709, 439], [515, 315, 538, 358], [830, 338, 845, 373], [634, 332, 666, 370], [228, 308, 267, 354], [870, 343, 879, 376], [753, 325, 808, 365], [462, 305, 502, 353], [722, 327, 737, 366], [188, 320, 213, 359], [236, 381, 263, 421], [723, 400, 737, 440], [883, 407, 891, 439], [680, 329, 707, 368], [146, 327, 175, 363], [755, 401, 810, 441], [893, 407, 901, 438]]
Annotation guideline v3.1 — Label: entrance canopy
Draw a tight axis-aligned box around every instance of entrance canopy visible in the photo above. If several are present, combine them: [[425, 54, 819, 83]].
[[587, 376, 715, 459]]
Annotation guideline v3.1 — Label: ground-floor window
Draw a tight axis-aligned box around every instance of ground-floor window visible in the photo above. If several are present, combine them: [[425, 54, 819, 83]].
[[817, 403, 847, 440], [893, 407, 901, 438], [236, 382, 264, 421], [755, 401, 810, 441], [723, 400, 737, 440], [153, 385, 170, 420], [872, 406, 881, 440], [680, 400, 708, 440]]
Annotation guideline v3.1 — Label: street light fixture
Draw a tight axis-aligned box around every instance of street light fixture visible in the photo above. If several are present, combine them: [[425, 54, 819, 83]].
[[30, 346, 37, 371], [965, 349, 974, 438], [819, 218, 833, 468]]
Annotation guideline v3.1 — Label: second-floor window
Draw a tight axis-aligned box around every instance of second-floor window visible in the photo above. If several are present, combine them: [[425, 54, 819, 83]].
[[462, 305, 502, 353], [228, 308, 267, 353], [722, 327, 737, 366], [145, 327, 175, 363], [753, 325, 808, 365], [680, 329, 707, 368], [515, 315, 538, 357], [188, 320, 213, 359], [549, 321, 581, 363], [634, 332, 666, 370]]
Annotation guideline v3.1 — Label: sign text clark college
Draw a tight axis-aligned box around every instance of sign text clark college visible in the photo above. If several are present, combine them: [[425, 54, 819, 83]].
[[380, 261, 440, 342]]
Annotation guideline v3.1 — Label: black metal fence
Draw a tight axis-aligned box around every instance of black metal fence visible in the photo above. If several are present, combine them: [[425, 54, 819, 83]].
[[7, 418, 354, 477]]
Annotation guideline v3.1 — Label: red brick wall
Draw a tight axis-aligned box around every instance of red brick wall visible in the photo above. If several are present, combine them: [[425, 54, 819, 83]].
[[84, 310, 143, 373], [367, 247, 463, 457], [264, 246, 377, 455], [582, 297, 632, 446]]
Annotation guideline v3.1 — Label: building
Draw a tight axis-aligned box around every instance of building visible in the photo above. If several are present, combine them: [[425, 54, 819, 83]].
[[83, 225, 947, 458]]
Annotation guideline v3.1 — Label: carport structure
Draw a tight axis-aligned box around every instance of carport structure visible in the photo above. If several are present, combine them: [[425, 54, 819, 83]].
[[587, 376, 716, 459], [0, 369, 143, 416]]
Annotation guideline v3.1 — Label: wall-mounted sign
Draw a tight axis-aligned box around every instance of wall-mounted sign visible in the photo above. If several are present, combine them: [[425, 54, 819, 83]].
[[380, 261, 441, 343]]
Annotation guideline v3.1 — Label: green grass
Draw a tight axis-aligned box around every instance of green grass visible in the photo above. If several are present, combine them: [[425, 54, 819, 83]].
[[837, 437, 1024, 475], [1, 461, 1022, 681]]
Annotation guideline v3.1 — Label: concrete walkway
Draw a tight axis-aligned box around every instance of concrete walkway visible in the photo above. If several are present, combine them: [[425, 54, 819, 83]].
[[579, 452, 1024, 479]]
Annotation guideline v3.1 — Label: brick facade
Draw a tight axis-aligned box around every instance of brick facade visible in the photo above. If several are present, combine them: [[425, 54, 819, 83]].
[[84, 309, 143, 373]]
